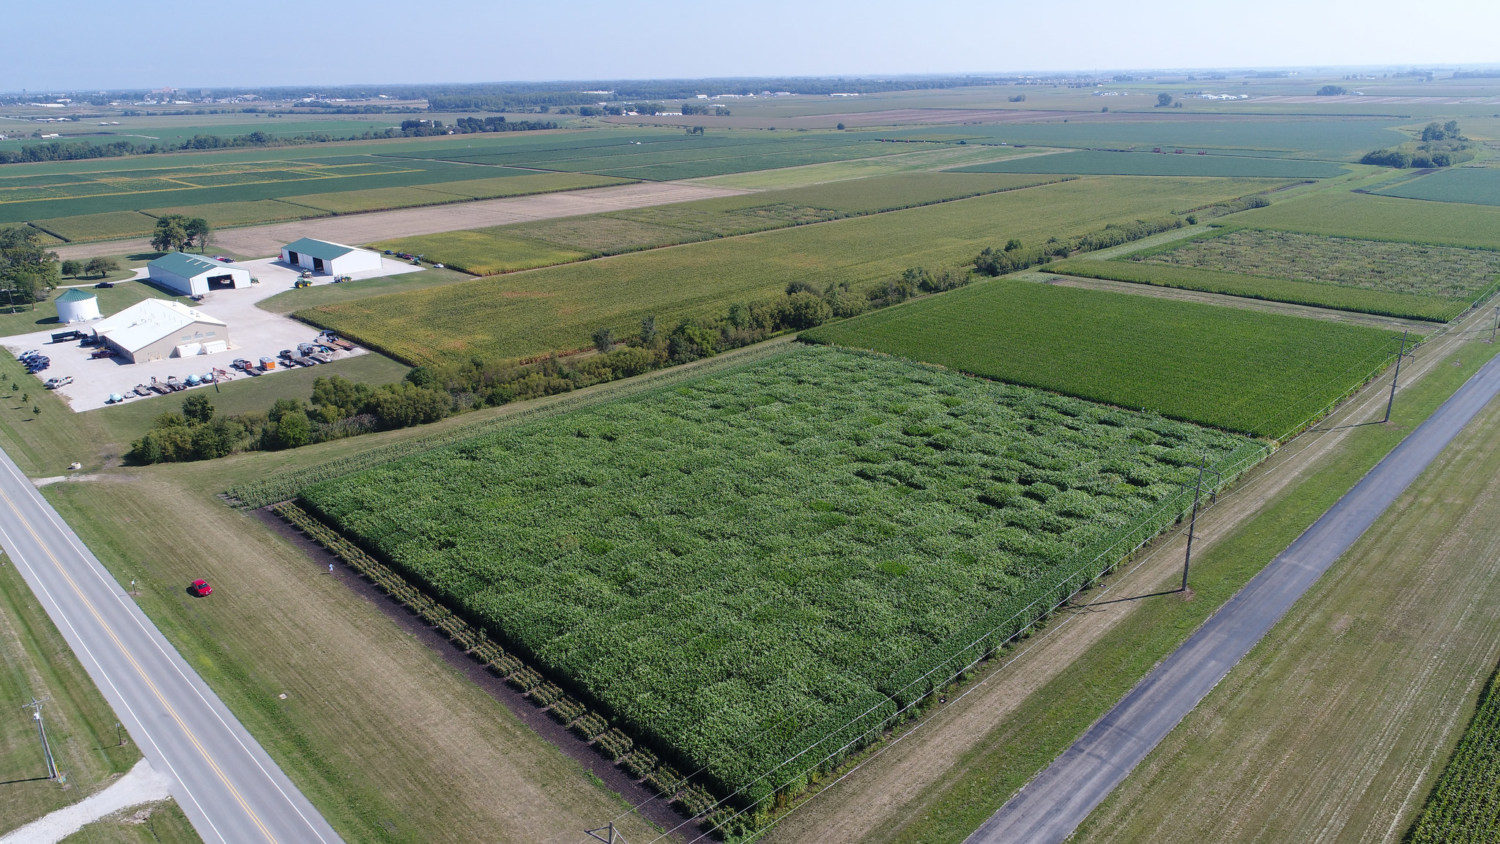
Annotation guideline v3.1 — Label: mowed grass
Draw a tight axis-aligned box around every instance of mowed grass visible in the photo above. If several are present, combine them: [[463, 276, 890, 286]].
[[949, 150, 1344, 178], [375, 172, 1062, 275], [300, 345, 1258, 805], [1373, 166, 1500, 207], [1236, 190, 1500, 249], [1048, 259, 1469, 323], [302, 176, 1271, 365], [0, 558, 140, 831], [802, 280, 1403, 439], [0, 280, 185, 338]]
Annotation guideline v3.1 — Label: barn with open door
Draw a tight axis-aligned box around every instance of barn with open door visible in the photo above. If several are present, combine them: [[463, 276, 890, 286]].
[[280, 238, 383, 276], [147, 253, 252, 296]]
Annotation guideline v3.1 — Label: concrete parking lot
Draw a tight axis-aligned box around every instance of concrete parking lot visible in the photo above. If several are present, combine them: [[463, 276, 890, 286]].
[[0, 257, 420, 412]]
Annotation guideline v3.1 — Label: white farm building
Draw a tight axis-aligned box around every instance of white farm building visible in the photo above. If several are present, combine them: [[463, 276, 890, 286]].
[[147, 252, 252, 296], [91, 299, 229, 363], [55, 289, 101, 323], [280, 238, 382, 276]]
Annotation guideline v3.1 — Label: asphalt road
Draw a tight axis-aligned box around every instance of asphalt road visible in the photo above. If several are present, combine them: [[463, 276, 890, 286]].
[[0, 449, 340, 843], [970, 351, 1500, 844]]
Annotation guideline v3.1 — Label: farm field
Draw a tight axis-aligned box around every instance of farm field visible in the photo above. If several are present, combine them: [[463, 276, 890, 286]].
[[1138, 228, 1500, 300], [1372, 166, 1500, 207], [302, 175, 1272, 365], [1076, 380, 1500, 844], [373, 172, 1061, 274], [1047, 259, 1468, 323], [692, 143, 1039, 190], [1236, 190, 1500, 250], [384, 129, 915, 181], [793, 318, 1500, 844], [949, 150, 1345, 178], [1408, 661, 1500, 841], [880, 117, 1410, 160], [299, 344, 1260, 814], [802, 279, 1403, 439]]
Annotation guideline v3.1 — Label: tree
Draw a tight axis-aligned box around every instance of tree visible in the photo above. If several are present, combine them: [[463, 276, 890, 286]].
[[181, 393, 215, 423], [592, 326, 615, 353], [183, 217, 211, 252], [61, 259, 82, 277], [835, 123, 845, 130], [1156, 93, 1174, 108], [0, 226, 60, 310], [84, 256, 118, 278], [151, 218, 188, 252], [1316, 85, 1348, 96], [640, 314, 658, 344]]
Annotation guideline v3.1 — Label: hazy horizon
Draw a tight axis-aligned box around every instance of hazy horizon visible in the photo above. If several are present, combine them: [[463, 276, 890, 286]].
[[5, 0, 1497, 92]]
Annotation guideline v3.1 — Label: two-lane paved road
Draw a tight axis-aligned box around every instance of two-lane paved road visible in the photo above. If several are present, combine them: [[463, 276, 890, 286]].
[[971, 351, 1500, 844], [0, 449, 339, 843]]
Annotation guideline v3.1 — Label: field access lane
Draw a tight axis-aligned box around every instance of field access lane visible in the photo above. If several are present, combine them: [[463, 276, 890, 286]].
[[969, 351, 1500, 844], [0, 448, 340, 843]]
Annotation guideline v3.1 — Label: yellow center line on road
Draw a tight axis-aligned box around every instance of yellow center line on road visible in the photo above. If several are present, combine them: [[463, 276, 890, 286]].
[[0, 482, 278, 844]]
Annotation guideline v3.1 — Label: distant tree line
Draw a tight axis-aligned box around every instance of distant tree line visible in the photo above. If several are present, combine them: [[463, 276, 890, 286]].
[[396, 117, 558, 137], [1360, 121, 1472, 168], [0, 117, 557, 166]]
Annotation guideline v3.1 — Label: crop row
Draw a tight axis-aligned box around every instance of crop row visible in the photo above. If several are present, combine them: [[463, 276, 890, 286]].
[[1133, 227, 1500, 302], [1047, 259, 1474, 323], [1407, 661, 1500, 841], [270, 502, 718, 825], [297, 346, 1265, 825], [803, 278, 1404, 440], [949, 150, 1344, 178]]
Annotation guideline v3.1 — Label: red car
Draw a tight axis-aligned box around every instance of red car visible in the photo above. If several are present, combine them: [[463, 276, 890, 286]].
[[188, 579, 213, 597]]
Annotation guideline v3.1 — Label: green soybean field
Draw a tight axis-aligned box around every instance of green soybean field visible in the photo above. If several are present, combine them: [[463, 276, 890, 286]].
[[802, 280, 1403, 439]]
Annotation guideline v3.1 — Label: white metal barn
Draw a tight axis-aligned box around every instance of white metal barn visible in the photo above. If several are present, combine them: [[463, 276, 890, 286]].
[[55, 289, 101, 323], [147, 253, 252, 296], [280, 238, 382, 276], [91, 299, 229, 363]]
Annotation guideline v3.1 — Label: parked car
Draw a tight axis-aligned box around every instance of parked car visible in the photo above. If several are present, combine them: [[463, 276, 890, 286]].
[[213, 255, 233, 263], [90, 348, 115, 359], [278, 349, 294, 361], [95, 280, 114, 289], [188, 579, 213, 597], [43, 376, 72, 389]]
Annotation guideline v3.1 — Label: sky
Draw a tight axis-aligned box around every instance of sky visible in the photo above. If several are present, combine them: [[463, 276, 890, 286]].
[[5, 0, 1498, 91]]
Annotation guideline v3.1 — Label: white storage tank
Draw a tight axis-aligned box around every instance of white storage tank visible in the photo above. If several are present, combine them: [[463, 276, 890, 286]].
[[55, 289, 101, 323]]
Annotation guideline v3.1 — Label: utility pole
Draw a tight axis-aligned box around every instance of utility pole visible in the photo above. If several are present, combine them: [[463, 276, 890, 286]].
[[1384, 330, 1413, 424], [1181, 462, 1222, 593], [23, 697, 58, 781], [585, 824, 627, 844], [1489, 306, 1499, 343]]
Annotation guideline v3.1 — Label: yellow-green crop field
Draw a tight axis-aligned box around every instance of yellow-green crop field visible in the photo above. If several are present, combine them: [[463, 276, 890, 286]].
[[301, 176, 1277, 365]]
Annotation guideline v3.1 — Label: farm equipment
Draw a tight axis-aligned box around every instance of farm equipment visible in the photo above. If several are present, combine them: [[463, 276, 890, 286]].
[[51, 330, 83, 343], [148, 379, 170, 395], [294, 278, 313, 289], [133, 384, 151, 397], [165, 376, 184, 391], [258, 357, 276, 371]]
